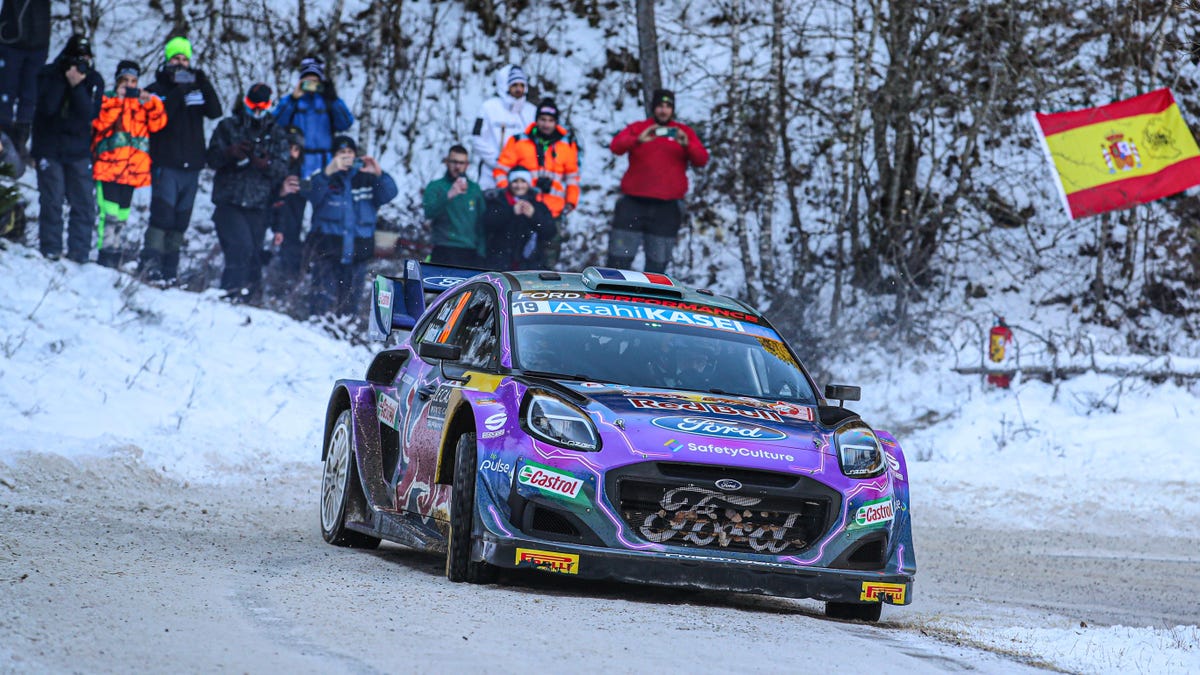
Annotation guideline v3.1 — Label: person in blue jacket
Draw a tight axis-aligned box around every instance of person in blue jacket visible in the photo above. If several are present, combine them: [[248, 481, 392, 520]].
[[271, 56, 353, 180], [306, 135, 397, 317]]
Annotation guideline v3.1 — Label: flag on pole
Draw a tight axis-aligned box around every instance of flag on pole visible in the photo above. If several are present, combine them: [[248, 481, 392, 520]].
[[1033, 88, 1200, 219]]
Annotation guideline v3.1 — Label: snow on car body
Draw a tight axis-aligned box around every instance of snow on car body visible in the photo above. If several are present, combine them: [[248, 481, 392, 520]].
[[320, 262, 915, 621]]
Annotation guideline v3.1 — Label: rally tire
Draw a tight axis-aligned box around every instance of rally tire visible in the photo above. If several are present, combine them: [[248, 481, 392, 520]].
[[446, 432, 497, 584], [826, 601, 883, 623], [320, 409, 381, 549]]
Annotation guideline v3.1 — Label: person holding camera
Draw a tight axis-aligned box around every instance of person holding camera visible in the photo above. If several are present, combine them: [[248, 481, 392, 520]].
[[492, 98, 579, 268], [423, 144, 485, 267], [481, 167, 556, 271], [141, 36, 222, 283], [272, 56, 354, 182], [32, 33, 103, 263], [90, 60, 166, 268], [607, 88, 708, 274], [306, 135, 397, 317], [205, 83, 289, 303]]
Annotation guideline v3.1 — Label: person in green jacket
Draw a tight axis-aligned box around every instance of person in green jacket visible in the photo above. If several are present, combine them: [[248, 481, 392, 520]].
[[423, 144, 484, 267]]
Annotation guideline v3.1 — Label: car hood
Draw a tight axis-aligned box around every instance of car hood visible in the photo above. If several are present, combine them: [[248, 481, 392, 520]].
[[558, 383, 833, 460]]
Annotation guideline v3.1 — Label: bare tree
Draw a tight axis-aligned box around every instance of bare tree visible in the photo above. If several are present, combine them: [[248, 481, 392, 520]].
[[359, 0, 386, 151], [635, 0, 663, 114], [69, 0, 85, 34]]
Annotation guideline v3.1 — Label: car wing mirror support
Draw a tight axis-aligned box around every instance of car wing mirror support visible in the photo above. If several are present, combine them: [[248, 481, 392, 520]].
[[418, 341, 468, 383], [824, 384, 861, 407]]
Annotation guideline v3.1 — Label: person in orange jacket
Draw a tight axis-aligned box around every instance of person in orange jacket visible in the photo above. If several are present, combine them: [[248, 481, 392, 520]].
[[493, 98, 578, 266], [91, 60, 166, 268]]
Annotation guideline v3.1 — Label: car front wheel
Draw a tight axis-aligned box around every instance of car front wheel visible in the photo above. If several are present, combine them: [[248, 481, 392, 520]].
[[320, 409, 381, 549], [445, 432, 497, 584]]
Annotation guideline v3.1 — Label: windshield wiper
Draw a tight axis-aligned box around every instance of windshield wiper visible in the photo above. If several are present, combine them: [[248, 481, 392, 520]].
[[520, 369, 616, 384]]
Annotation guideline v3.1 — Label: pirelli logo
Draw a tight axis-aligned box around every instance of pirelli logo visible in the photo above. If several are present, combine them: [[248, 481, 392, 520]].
[[860, 581, 907, 604], [515, 548, 579, 575]]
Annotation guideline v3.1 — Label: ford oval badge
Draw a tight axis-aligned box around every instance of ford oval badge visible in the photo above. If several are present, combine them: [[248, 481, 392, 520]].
[[714, 478, 742, 491]]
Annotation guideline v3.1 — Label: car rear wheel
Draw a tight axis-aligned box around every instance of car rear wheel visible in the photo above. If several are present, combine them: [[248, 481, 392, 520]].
[[320, 409, 381, 549], [826, 601, 883, 622], [445, 432, 497, 584]]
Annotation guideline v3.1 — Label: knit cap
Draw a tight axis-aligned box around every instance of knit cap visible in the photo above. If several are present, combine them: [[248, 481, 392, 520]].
[[164, 36, 192, 61]]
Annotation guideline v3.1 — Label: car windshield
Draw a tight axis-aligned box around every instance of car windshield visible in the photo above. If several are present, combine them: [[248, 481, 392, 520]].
[[511, 295, 816, 403]]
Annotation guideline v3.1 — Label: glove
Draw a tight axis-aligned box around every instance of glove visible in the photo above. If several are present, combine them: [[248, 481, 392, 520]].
[[227, 140, 252, 160], [250, 154, 270, 170]]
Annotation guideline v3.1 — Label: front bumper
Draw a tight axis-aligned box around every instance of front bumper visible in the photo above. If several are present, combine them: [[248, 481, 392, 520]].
[[476, 532, 913, 605]]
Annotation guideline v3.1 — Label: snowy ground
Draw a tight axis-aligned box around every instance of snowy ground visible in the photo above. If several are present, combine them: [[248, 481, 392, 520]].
[[1, 245, 1198, 673]]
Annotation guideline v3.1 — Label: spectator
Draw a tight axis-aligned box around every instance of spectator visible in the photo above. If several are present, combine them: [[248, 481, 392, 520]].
[[0, 0, 50, 158], [423, 144, 485, 267], [205, 83, 289, 302], [470, 63, 535, 190], [272, 56, 354, 181], [33, 34, 103, 263], [269, 125, 306, 281], [0, 127, 26, 241], [607, 88, 708, 273], [141, 35, 222, 284], [91, 60, 167, 268], [481, 167, 556, 271], [493, 98, 579, 267], [306, 135, 397, 317]]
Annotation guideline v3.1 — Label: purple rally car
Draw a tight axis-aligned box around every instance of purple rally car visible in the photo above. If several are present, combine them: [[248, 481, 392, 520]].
[[320, 261, 914, 621]]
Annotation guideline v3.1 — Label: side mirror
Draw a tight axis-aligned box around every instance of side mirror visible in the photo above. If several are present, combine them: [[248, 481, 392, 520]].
[[418, 341, 462, 362], [824, 384, 861, 405]]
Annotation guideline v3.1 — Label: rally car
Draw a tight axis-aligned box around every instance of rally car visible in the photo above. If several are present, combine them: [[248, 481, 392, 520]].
[[319, 261, 914, 621]]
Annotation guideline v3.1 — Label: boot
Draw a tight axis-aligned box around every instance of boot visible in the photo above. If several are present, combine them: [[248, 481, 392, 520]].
[[160, 251, 181, 286], [97, 247, 122, 269], [138, 248, 163, 281]]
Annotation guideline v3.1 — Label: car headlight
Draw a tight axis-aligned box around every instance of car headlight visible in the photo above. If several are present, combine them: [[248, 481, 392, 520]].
[[834, 423, 885, 478], [523, 393, 600, 452]]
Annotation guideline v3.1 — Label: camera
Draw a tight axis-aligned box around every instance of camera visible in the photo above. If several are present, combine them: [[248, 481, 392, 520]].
[[123, 86, 141, 98], [653, 126, 677, 138], [535, 176, 553, 193], [352, 158, 363, 172], [172, 68, 196, 85], [301, 79, 322, 94], [64, 57, 89, 74]]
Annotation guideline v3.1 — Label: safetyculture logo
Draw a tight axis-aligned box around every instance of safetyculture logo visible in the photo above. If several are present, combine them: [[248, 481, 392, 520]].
[[651, 416, 787, 442], [516, 548, 579, 575], [518, 460, 586, 503], [851, 498, 895, 528], [481, 411, 507, 439], [860, 582, 906, 604], [377, 392, 400, 429]]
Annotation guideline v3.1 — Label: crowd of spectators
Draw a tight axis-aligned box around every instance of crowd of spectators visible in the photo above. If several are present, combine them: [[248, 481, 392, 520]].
[[0, 22, 710, 320]]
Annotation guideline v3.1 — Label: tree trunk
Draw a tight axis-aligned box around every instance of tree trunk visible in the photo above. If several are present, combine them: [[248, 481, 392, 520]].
[[757, 0, 784, 296], [729, 0, 756, 303], [325, 0, 346, 76], [68, 0, 85, 34], [359, 0, 385, 151], [172, 0, 188, 33], [297, 0, 310, 57], [635, 0, 662, 115]]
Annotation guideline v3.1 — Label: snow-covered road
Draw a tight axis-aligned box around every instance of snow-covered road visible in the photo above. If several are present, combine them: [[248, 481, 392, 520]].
[[2, 249, 1198, 672]]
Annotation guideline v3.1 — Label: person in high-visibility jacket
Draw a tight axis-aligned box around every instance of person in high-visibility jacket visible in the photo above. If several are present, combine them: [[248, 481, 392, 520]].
[[493, 98, 579, 221], [91, 59, 166, 268]]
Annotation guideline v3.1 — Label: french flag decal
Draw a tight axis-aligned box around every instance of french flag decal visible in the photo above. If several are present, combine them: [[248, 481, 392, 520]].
[[595, 268, 674, 286]]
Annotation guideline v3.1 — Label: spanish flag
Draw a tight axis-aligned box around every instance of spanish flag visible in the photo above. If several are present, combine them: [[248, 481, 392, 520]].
[[1034, 88, 1200, 219]]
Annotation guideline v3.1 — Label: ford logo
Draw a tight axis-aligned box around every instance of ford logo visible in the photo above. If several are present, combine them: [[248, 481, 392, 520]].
[[427, 276, 466, 288], [714, 478, 742, 491], [650, 416, 787, 442]]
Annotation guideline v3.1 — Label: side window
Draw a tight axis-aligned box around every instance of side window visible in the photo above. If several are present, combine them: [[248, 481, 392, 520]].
[[414, 290, 474, 350], [451, 291, 498, 369]]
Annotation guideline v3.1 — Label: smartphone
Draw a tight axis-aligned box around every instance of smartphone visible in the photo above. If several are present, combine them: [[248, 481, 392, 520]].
[[352, 158, 363, 172], [123, 86, 141, 98], [654, 126, 673, 137], [301, 79, 321, 93]]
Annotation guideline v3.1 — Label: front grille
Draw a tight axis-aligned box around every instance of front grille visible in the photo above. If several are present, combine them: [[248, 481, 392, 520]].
[[609, 463, 839, 556], [529, 505, 580, 537]]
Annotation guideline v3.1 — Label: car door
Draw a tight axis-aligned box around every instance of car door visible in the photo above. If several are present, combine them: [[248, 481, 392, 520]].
[[395, 285, 500, 521]]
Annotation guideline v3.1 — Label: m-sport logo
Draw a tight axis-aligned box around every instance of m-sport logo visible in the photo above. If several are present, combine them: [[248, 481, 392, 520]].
[[651, 416, 787, 442]]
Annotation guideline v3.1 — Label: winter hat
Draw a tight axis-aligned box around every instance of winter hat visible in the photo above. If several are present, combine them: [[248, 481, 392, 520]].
[[245, 83, 273, 105], [652, 88, 675, 108], [535, 98, 559, 121], [299, 56, 326, 81], [506, 64, 528, 88], [332, 135, 358, 153], [64, 34, 93, 59], [164, 36, 192, 61], [115, 60, 140, 81], [507, 167, 532, 185]]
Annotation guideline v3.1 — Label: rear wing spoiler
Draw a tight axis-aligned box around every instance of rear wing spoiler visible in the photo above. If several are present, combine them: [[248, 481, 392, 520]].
[[368, 259, 487, 340]]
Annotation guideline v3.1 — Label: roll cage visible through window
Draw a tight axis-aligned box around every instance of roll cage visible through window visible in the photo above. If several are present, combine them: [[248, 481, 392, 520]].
[[413, 284, 500, 371]]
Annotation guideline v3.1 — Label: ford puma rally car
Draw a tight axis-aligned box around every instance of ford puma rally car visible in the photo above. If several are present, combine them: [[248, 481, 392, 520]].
[[320, 262, 914, 621]]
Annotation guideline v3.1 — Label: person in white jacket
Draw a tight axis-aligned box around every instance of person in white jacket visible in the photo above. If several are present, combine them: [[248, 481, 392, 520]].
[[470, 63, 536, 190]]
